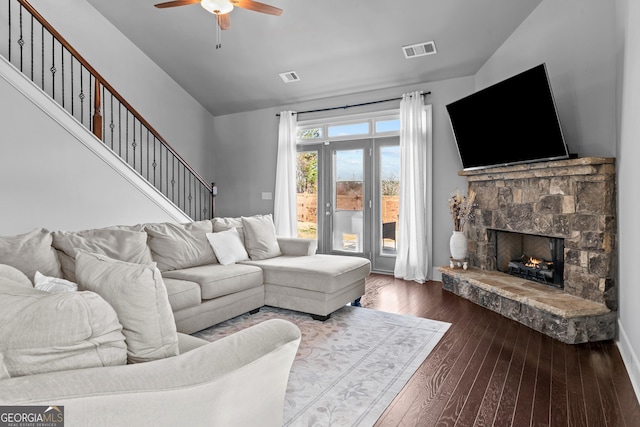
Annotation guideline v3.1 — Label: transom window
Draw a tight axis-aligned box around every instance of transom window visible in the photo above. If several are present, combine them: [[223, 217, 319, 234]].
[[296, 110, 399, 144]]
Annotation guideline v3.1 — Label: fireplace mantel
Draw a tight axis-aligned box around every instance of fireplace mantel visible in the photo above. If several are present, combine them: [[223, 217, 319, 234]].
[[441, 157, 617, 343], [459, 156, 615, 181]]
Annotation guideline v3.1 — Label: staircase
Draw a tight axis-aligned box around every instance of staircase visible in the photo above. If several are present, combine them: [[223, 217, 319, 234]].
[[1, 0, 214, 222]]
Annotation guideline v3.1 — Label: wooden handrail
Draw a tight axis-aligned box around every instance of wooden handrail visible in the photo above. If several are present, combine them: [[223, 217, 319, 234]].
[[16, 0, 212, 193]]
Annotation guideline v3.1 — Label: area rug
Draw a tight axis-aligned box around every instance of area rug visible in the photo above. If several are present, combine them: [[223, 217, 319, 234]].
[[194, 306, 450, 426]]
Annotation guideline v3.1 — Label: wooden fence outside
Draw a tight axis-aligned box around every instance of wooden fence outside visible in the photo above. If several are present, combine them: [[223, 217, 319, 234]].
[[297, 193, 399, 224]]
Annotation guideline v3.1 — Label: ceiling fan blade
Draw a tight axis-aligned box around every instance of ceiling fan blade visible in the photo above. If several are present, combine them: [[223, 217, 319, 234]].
[[154, 0, 200, 9], [217, 13, 231, 30], [231, 0, 283, 16]]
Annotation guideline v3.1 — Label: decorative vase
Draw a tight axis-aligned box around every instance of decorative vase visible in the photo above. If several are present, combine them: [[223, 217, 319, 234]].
[[449, 230, 468, 260]]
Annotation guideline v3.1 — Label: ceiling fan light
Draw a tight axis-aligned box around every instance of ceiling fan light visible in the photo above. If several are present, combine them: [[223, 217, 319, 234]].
[[201, 0, 233, 15]]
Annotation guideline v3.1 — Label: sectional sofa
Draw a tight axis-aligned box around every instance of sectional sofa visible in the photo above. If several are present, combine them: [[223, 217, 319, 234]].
[[2, 214, 370, 333], [0, 214, 371, 425]]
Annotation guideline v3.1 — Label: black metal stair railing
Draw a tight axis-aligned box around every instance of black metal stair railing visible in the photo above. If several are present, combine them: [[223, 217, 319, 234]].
[[1, 0, 214, 221]]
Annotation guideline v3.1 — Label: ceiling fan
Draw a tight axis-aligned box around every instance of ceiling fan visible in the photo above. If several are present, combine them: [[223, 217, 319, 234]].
[[154, 0, 282, 35]]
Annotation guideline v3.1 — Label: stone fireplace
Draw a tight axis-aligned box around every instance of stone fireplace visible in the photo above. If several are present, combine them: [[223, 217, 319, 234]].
[[439, 157, 617, 343]]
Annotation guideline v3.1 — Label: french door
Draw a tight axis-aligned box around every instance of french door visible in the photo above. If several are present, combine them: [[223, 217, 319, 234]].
[[327, 140, 369, 256], [296, 137, 399, 273]]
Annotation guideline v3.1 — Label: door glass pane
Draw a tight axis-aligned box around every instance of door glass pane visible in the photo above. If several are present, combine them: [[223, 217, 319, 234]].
[[333, 149, 364, 252], [380, 146, 400, 255], [296, 151, 318, 239]]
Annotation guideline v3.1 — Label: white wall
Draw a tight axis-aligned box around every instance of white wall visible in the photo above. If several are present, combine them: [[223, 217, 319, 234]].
[[475, 0, 617, 158], [212, 108, 278, 217], [615, 0, 640, 400], [0, 60, 188, 235], [26, 0, 216, 181], [213, 76, 475, 277]]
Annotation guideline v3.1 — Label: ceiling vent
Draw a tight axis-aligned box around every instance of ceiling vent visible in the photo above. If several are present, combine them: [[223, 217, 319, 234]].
[[279, 71, 301, 83], [402, 41, 437, 59]]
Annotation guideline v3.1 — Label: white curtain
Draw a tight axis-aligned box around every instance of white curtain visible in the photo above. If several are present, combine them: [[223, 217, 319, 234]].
[[274, 111, 298, 237], [394, 92, 432, 283]]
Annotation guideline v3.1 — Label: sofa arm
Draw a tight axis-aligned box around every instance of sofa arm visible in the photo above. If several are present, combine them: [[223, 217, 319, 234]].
[[0, 319, 301, 427], [277, 237, 317, 256]]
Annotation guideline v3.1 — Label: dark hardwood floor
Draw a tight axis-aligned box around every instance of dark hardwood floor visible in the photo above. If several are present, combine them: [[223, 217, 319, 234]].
[[360, 274, 640, 427]]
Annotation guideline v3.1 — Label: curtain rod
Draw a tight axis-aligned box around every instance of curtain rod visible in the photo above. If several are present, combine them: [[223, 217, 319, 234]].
[[275, 91, 431, 117]]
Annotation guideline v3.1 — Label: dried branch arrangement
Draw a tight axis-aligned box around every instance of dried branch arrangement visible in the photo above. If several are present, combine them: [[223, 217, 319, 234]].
[[448, 189, 476, 232]]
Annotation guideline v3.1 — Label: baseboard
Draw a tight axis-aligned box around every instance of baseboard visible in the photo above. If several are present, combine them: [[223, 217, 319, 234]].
[[617, 320, 640, 403]]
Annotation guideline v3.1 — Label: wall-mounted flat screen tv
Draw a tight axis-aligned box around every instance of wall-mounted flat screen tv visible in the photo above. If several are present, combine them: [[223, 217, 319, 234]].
[[446, 63, 569, 171]]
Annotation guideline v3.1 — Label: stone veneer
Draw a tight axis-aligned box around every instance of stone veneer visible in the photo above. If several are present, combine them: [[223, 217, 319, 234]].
[[439, 157, 617, 344]]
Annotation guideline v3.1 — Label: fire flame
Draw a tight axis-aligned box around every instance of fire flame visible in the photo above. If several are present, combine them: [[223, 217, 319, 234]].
[[525, 257, 543, 268]]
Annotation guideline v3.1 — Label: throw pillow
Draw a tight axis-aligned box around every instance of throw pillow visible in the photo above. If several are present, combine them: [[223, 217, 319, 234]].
[[52, 228, 154, 283], [0, 264, 33, 288], [0, 228, 62, 282], [34, 271, 78, 293], [144, 220, 216, 272], [205, 228, 249, 265], [0, 279, 127, 377], [212, 217, 245, 243], [75, 251, 179, 363], [241, 214, 282, 260]]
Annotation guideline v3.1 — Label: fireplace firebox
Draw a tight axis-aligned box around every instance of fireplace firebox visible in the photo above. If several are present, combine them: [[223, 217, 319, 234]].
[[492, 230, 564, 288]]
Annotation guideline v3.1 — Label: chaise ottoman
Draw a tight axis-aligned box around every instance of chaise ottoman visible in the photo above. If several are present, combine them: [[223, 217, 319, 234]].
[[240, 254, 371, 320]]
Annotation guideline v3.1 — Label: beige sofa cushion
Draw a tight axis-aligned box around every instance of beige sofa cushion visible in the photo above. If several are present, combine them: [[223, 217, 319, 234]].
[[76, 252, 179, 363], [0, 264, 33, 288], [0, 279, 127, 377], [52, 228, 154, 283], [0, 228, 62, 281], [163, 277, 202, 312], [163, 264, 263, 300], [241, 214, 282, 260], [0, 354, 9, 380], [145, 220, 216, 272], [241, 254, 371, 293]]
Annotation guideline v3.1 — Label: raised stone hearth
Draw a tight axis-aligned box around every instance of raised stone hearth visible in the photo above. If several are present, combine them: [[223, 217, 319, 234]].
[[441, 157, 617, 343], [439, 267, 616, 343]]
